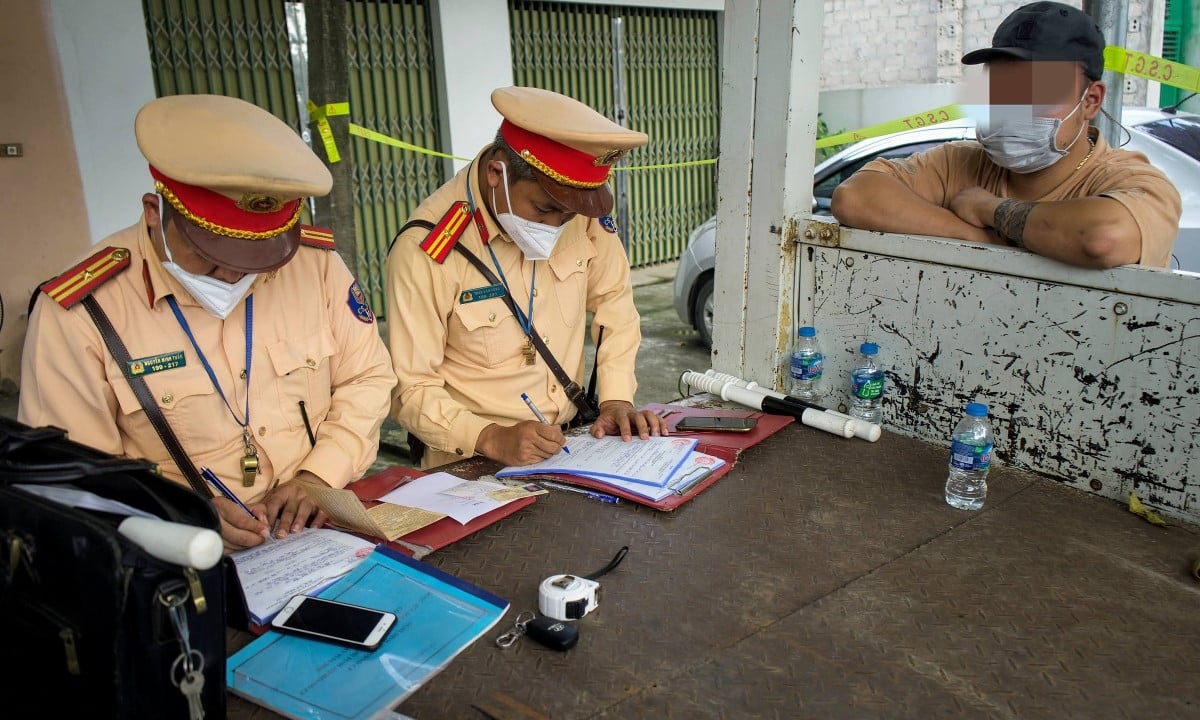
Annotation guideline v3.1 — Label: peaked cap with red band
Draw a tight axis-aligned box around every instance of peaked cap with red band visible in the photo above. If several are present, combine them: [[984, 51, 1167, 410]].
[[492, 87, 648, 218], [135, 94, 333, 273]]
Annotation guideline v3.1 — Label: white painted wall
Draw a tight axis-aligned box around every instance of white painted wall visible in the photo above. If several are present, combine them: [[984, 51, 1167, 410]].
[[48, 0, 156, 243], [430, 0, 514, 175]]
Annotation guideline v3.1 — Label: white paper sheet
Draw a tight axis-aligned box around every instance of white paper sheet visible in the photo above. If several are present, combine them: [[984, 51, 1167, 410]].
[[229, 528, 376, 625], [496, 435, 699, 487], [376, 472, 521, 524], [13, 483, 160, 519]]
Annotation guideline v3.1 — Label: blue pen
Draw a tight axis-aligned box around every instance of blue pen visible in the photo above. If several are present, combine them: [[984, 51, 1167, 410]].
[[520, 392, 571, 454], [538, 480, 620, 504], [200, 466, 258, 520]]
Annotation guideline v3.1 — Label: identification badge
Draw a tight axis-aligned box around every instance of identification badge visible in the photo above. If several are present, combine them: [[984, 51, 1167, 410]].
[[127, 351, 186, 377], [460, 284, 506, 304]]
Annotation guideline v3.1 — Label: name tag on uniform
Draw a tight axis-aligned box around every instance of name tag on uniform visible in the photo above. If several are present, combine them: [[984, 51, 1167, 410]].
[[127, 351, 186, 377], [459, 284, 506, 304]]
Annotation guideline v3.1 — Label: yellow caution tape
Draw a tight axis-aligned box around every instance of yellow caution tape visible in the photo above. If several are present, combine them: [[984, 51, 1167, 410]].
[[306, 100, 349, 164], [347, 123, 471, 161], [1127, 491, 1169, 527], [1105, 46, 1200, 93], [816, 104, 966, 149]]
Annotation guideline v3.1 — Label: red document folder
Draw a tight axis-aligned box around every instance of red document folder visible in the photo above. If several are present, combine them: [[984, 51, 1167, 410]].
[[541, 403, 794, 511]]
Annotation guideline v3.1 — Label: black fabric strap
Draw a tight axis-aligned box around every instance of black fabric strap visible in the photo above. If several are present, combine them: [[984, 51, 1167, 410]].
[[81, 295, 213, 498], [396, 218, 600, 424]]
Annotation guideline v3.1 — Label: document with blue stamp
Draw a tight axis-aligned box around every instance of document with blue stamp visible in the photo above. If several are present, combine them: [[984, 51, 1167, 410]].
[[227, 546, 508, 720]]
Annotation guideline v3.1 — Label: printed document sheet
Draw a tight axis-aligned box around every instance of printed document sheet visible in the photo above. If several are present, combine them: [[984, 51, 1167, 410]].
[[496, 435, 698, 487]]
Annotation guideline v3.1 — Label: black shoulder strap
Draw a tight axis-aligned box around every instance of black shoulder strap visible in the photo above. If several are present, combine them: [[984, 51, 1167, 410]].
[[80, 296, 213, 498], [396, 216, 599, 423], [450, 243, 599, 423]]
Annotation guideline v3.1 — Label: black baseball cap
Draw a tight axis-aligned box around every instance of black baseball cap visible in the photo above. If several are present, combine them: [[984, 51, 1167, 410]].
[[961, 1, 1106, 80]]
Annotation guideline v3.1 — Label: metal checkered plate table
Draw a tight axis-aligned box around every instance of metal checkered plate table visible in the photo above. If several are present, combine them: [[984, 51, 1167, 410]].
[[229, 424, 1200, 719]]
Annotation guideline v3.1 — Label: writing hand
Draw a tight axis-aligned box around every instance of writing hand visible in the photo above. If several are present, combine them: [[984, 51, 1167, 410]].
[[478, 421, 565, 466], [213, 496, 269, 552]]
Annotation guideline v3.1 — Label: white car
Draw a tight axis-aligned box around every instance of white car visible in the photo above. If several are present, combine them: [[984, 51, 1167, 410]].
[[674, 107, 1200, 347]]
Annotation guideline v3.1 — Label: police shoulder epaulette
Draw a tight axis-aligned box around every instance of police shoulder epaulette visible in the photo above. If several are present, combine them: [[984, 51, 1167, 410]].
[[40, 246, 131, 308], [298, 225, 336, 250], [419, 201, 471, 264]]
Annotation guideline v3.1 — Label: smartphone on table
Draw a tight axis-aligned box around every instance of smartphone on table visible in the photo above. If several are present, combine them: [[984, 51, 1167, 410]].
[[674, 415, 758, 432], [270, 595, 397, 650]]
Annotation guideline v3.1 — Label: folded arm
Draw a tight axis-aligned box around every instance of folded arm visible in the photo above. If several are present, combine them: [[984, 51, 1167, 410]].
[[831, 171, 1000, 246]]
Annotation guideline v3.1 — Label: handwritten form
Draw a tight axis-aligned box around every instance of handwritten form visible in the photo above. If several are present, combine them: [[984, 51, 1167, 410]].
[[300, 483, 445, 541], [496, 435, 698, 487], [230, 528, 375, 625]]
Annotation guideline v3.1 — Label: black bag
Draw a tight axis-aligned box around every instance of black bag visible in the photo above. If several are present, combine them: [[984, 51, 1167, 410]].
[[0, 416, 231, 719]]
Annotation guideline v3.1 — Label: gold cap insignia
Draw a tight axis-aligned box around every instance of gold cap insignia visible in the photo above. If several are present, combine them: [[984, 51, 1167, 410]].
[[237, 193, 285, 213], [593, 149, 625, 167]]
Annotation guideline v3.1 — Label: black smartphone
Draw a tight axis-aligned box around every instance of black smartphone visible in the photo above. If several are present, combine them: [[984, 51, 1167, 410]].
[[270, 595, 397, 650], [674, 416, 758, 432]]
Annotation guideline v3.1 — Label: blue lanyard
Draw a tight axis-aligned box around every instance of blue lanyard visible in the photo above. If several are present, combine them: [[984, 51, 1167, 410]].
[[166, 294, 253, 428], [467, 177, 537, 337]]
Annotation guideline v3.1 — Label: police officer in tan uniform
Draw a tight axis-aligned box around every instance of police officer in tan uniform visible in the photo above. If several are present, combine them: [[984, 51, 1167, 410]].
[[386, 87, 667, 469], [19, 94, 397, 550]]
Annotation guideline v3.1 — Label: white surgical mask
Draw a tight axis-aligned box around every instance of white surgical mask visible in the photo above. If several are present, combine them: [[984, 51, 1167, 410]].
[[492, 162, 566, 261], [975, 90, 1088, 174], [157, 195, 257, 319]]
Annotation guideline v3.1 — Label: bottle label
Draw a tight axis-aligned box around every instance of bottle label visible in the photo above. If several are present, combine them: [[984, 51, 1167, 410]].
[[950, 440, 992, 471], [799, 354, 823, 381], [852, 372, 883, 400]]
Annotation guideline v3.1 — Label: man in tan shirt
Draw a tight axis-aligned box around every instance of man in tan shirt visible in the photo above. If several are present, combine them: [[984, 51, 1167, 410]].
[[19, 95, 396, 550], [386, 87, 667, 469], [832, 1, 1181, 269]]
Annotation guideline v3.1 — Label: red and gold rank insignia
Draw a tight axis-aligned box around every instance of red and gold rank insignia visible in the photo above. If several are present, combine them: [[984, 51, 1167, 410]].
[[419, 202, 471, 264], [40, 246, 131, 308], [298, 225, 336, 250]]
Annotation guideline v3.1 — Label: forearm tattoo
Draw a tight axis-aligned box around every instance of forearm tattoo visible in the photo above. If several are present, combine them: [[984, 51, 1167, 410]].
[[993, 199, 1034, 248]]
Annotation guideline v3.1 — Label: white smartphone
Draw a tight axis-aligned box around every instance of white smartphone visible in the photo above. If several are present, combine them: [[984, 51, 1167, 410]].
[[270, 595, 397, 650]]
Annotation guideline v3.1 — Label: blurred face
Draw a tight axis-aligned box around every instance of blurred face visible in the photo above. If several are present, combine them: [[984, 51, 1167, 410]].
[[987, 59, 1103, 149]]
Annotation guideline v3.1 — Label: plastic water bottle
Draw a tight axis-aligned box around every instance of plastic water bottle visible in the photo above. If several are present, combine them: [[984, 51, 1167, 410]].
[[944, 402, 994, 510], [789, 326, 823, 400], [848, 342, 884, 424]]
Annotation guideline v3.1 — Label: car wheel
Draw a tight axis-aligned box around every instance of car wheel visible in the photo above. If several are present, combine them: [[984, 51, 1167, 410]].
[[693, 274, 714, 348]]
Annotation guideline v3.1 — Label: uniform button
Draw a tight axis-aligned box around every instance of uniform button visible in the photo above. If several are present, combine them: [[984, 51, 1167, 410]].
[[533, 288, 539, 297], [455, 448, 464, 456], [575, 258, 583, 267], [161, 393, 173, 404], [239, 369, 247, 379], [488, 312, 497, 322], [550, 385, 558, 393], [258, 426, 267, 436], [542, 335, 549, 344], [306, 358, 316, 367]]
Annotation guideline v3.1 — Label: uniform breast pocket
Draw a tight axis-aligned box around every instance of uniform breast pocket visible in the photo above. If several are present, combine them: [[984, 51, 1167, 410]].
[[266, 328, 337, 430], [548, 245, 595, 327], [110, 365, 217, 445], [449, 298, 522, 368]]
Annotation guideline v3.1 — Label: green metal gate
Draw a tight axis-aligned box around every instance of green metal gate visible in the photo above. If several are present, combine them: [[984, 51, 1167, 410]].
[[510, 1, 720, 268], [143, 0, 443, 312]]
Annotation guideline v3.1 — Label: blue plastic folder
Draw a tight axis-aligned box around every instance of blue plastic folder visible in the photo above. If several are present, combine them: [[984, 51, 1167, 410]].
[[227, 546, 509, 720]]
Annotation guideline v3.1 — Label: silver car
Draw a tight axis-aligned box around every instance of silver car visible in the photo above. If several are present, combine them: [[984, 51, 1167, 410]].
[[674, 107, 1200, 347]]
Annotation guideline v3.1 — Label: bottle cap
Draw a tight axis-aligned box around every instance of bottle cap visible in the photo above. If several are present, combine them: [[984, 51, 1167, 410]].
[[798, 326, 816, 337], [859, 342, 878, 355], [965, 402, 988, 417]]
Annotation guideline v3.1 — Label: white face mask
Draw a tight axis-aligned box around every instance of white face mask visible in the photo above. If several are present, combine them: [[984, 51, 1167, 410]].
[[157, 196, 257, 319], [492, 162, 566, 261], [975, 90, 1088, 174]]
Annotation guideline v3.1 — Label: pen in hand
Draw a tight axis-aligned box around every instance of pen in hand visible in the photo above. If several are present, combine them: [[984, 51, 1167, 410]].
[[200, 466, 260, 521], [521, 392, 571, 454]]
